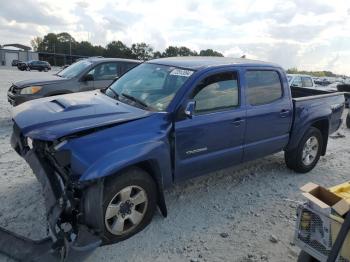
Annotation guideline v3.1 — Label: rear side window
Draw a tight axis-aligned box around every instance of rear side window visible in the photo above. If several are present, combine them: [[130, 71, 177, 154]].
[[192, 72, 239, 114], [246, 70, 282, 106], [302, 77, 313, 87]]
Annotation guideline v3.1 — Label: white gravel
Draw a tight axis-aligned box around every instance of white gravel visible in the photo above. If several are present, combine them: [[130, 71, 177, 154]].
[[0, 67, 349, 262]]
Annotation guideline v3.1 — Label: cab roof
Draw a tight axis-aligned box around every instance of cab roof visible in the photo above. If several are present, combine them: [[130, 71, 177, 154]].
[[148, 56, 281, 70]]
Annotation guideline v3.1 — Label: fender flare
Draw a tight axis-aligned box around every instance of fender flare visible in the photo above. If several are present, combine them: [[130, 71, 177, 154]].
[[80, 141, 172, 217], [286, 117, 330, 155]]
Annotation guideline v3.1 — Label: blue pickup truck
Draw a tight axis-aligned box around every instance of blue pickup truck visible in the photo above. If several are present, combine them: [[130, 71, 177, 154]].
[[5, 57, 345, 260]]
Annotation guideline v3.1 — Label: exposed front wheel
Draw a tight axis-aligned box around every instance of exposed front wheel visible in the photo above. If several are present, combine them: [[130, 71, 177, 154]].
[[102, 167, 157, 244], [285, 127, 323, 173]]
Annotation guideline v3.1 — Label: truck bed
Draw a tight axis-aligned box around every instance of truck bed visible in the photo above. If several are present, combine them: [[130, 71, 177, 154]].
[[286, 87, 345, 152], [291, 86, 335, 99]]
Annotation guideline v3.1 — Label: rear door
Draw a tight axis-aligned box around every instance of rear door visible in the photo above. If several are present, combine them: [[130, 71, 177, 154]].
[[243, 69, 292, 161], [174, 69, 246, 181]]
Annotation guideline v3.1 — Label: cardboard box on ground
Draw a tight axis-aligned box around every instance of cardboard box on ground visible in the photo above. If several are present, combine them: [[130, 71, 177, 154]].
[[300, 182, 350, 259], [301, 182, 350, 217]]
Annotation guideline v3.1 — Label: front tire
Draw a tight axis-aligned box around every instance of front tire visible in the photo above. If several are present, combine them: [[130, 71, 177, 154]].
[[285, 127, 323, 173], [102, 167, 157, 244], [346, 113, 350, 129]]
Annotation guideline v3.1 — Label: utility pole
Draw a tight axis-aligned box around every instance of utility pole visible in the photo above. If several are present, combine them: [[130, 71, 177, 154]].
[[53, 43, 56, 66], [69, 39, 72, 64]]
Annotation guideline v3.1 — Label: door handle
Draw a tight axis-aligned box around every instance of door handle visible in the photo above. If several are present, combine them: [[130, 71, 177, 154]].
[[232, 118, 244, 126], [280, 109, 290, 118]]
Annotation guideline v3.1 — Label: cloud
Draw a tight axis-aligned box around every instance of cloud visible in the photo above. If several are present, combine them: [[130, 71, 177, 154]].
[[0, 0, 65, 25], [268, 24, 327, 42], [0, 0, 349, 74]]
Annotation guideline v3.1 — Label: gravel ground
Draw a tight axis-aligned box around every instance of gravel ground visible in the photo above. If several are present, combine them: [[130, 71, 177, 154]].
[[0, 67, 349, 262]]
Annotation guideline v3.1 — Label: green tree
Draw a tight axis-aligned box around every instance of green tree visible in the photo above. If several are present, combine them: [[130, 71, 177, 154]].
[[131, 42, 154, 60], [199, 49, 223, 57], [162, 46, 198, 57], [30, 36, 43, 51], [104, 41, 132, 58], [152, 51, 163, 58], [38, 33, 58, 52]]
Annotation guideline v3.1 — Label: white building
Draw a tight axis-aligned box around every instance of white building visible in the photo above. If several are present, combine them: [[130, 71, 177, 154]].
[[0, 44, 39, 66]]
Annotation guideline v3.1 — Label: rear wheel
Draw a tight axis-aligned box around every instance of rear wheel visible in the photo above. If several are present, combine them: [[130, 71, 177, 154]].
[[102, 167, 157, 244], [285, 127, 323, 173]]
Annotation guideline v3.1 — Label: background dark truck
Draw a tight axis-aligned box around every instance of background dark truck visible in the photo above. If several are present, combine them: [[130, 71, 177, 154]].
[[5, 57, 345, 260], [7, 57, 140, 106]]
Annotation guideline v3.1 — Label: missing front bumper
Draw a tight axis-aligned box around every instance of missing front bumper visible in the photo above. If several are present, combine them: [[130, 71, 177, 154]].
[[1, 132, 102, 261]]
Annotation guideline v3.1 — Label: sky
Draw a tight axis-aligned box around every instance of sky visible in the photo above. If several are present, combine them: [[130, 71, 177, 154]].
[[0, 0, 349, 74]]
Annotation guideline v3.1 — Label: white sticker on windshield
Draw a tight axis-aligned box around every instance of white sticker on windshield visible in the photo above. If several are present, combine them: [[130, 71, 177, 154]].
[[170, 69, 194, 77]]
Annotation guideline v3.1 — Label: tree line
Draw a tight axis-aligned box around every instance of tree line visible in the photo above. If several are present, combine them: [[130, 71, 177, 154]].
[[31, 32, 224, 62], [286, 67, 345, 78]]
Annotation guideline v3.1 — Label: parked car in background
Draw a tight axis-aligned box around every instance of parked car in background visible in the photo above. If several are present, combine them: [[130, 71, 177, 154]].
[[9, 57, 344, 259], [287, 74, 339, 92], [29, 60, 51, 72], [11, 60, 21, 66], [8, 57, 141, 106], [17, 60, 51, 72], [287, 74, 317, 89], [16, 61, 29, 71]]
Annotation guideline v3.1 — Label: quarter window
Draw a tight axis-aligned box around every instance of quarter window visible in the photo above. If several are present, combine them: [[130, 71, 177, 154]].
[[192, 72, 239, 113], [246, 70, 282, 106]]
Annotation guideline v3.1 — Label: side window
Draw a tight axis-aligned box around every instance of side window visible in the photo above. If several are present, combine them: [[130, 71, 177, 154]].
[[291, 77, 302, 87], [302, 77, 313, 87], [119, 62, 138, 75], [246, 70, 283, 106], [88, 63, 119, 81], [192, 72, 239, 114]]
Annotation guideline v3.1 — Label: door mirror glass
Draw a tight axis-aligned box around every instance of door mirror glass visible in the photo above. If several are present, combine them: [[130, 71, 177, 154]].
[[84, 74, 94, 81], [185, 101, 196, 118]]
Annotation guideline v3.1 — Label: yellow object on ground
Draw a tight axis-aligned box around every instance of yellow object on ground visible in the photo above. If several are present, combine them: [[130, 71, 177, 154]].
[[329, 181, 350, 203]]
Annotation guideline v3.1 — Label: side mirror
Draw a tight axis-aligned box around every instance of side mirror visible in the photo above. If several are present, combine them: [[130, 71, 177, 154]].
[[184, 101, 196, 118], [83, 74, 94, 81]]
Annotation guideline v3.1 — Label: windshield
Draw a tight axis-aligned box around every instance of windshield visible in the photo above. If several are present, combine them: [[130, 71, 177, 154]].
[[106, 63, 193, 111], [287, 75, 292, 83], [57, 60, 92, 78]]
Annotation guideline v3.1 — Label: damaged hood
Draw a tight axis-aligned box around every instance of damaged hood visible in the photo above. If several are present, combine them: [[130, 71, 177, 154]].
[[12, 91, 153, 141]]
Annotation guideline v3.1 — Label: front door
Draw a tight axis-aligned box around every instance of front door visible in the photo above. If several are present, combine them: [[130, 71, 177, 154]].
[[81, 62, 119, 91], [92, 62, 119, 89], [174, 70, 246, 181]]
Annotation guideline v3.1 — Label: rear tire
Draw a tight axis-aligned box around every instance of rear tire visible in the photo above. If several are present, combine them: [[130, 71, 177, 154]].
[[285, 127, 323, 173], [346, 113, 350, 129], [101, 167, 157, 245]]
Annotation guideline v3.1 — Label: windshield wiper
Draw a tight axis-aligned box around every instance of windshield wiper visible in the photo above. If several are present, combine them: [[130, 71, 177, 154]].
[[121, 93, 149, 109]]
